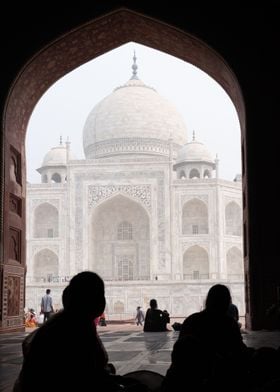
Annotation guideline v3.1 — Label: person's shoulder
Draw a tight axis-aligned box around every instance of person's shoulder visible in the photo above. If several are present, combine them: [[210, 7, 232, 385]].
[[183, 311, 201, 322]]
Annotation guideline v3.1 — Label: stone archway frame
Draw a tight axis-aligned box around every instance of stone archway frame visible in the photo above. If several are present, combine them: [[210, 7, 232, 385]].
[[1, 8, 247, 332]]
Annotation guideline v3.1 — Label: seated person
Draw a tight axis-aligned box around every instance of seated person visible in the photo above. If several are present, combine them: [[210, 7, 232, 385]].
[[14, 272, 146, 392], [163, 285, 250, 392], [227, 302, 242, 328], [143, 299, 169, 332], [25, 309, 37, 328]]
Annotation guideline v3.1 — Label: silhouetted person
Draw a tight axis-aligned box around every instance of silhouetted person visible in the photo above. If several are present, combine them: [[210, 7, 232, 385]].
[[179, 284, 247, 357], [162, 310, 170, 324], [40, 288, 53, 322], [144, 299, 169, 332], [162, 334, 215, 392], [136, 306, 145, 326], [162, 284, 249, 391], [20, 286, 70, 361], [14, 271, 147, 391], [227, 302, 242, 328]]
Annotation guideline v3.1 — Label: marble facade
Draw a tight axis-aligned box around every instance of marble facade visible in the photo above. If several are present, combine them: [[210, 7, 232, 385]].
[[26, 64, 244, 318]]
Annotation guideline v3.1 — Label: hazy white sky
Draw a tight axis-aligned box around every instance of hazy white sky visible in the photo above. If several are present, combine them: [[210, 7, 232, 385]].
[[26, 42, 241, 183]]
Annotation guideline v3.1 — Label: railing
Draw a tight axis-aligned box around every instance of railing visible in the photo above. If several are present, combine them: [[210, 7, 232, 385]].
[[183, 274, 210, 280], [26, 273, 245, 284], [183, 273, 244, 281], [227, 274, 244, 280], [26, 275, 151, 284], [26, 276, 72, 284]]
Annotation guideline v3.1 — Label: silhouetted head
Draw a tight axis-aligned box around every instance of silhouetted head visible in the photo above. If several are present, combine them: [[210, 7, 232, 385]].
[[205, 284, 232, 314], [150, 299, 158, 309], [65, 271, 105, 320], [62, 285, 70, 308], [46, 289, 51, 295]]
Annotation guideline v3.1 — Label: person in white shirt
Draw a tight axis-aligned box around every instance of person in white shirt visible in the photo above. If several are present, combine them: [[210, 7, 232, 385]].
[[41, 289, 54, 322]]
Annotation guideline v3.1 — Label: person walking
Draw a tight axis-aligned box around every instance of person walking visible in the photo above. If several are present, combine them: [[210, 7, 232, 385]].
[[40, 288, 54, 322], [135, 306, 145, 326]]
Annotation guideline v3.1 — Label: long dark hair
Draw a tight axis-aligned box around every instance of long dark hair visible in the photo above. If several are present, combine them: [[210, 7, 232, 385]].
[[205, 284, 231, 314]]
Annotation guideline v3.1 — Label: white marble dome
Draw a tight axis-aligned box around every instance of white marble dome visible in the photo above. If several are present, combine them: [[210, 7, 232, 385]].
[[176, 138, 214, 164], [41, 144, 76, 167], [83, 78, 188, 159]]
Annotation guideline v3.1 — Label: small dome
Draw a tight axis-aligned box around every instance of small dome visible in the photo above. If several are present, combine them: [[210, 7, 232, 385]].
[[176, 137, 214, 165], [40, 144, 76, 168]]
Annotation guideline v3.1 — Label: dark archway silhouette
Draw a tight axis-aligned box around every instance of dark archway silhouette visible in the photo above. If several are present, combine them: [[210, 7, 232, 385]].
[[1, 8, 248, 332]]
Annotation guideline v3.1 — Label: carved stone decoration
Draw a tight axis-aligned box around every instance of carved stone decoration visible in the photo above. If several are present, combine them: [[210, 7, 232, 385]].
[[181, 241, 209, 253], [31, 199, 60, 210], [182, 194, 208, 205], [88, 184, 151, 211], [114, 300, 125, 313], [94, 156, 169, 164], [31, 244, 59, 257], [9, 227, 21, 262], [7, 275, 21, 316], [75, 170, 165, 271], [9, 194, 22, 216], [224, 197, 242, 208], [86, 137, 178, 159], [10, 146, 21, 185], [225, 243, 242, 253]]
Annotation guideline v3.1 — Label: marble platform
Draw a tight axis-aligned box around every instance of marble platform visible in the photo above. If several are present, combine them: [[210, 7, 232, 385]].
[[1, 325, 280, 392]]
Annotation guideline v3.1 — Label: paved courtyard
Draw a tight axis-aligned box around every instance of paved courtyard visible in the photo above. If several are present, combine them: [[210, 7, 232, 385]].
[[1, 324, 280, 392]]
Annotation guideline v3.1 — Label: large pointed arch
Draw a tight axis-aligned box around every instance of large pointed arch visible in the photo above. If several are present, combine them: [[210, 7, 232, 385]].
[[1, 8, 246, 332], [90, 194, 150, 281]]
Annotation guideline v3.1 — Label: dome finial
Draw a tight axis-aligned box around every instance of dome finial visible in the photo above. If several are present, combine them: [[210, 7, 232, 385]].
[[59, 135, 63, 145], [130, 50, 139, 80], [192, 130, 196, 141]]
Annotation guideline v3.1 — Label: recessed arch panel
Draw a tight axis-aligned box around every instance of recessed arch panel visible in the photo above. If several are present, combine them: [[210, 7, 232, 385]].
[[182, 198, 208, 235], [33, 248, 59, 279], [90, 194, 150, 281], [183, 245, 209, 279]]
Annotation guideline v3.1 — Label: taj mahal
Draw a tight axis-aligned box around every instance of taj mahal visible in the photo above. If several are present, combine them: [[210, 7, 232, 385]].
[[25, 56, 244, 319]]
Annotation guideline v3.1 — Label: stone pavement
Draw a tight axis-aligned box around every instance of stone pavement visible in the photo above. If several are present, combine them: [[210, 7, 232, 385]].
[[1, 323, 280, 392]]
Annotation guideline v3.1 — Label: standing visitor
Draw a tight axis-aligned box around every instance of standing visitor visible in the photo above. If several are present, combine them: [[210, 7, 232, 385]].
[[135, 306, 145, 326], [40, 289, 54, 322]]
